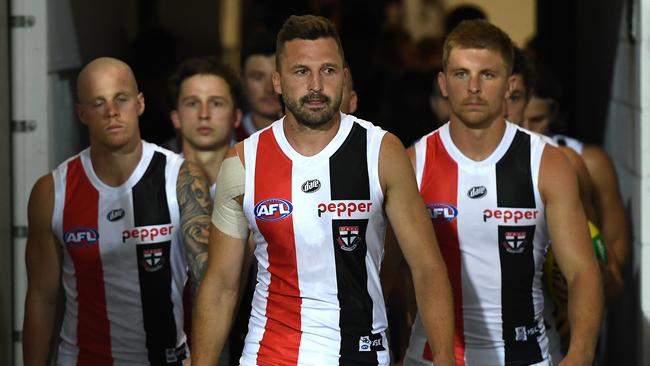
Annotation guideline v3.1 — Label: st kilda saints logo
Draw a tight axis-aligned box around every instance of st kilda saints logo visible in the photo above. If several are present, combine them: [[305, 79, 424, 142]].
[[333, 219, 368, 253], [142, 248, 165, 272], [337, 225, 360, 251], [499, 225, 535, 254]]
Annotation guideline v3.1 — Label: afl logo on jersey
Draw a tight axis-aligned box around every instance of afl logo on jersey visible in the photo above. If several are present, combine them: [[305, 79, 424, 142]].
[[467, 186, 487, 199], [106, 208, 125, 222], [63, 228, 99, 246], [426, 203, 458, 223], [301, 179, 321, 193], [254, 198, 293, 221]]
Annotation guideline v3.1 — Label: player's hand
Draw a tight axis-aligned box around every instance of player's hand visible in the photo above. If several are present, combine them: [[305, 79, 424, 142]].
[[602, 255, 624, 298]]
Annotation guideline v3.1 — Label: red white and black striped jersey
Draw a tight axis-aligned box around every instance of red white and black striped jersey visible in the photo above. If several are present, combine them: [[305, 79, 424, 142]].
[[241, 113, 390, 366], [405, 122, 552, 366], [52, 141, 188, 366]]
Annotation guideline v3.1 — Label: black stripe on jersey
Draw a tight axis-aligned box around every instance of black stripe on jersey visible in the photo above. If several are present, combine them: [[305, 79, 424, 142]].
[[132, 152, 182, 365], [332, 219, 382, 365], [498, 225, 543, 365], [133, 152, 171, 225], [330, 122, 370, 200], [496, 130, 536, 209]]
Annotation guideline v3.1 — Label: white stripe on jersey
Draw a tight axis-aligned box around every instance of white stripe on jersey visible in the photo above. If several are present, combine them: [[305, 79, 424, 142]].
[[52, 141, 187, 365], [407, 122, 551, 365], [241, 114, 389, 365]]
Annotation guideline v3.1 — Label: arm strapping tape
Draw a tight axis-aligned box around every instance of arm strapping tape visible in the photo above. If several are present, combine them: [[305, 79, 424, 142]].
[[211, 156, 248, 239]]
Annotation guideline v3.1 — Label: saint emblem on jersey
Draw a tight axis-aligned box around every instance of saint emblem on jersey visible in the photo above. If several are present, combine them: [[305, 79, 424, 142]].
[[337, 225, 360, 251], [498, 225, 535, 254], [254, 198, 293, 221], [142, 248, 165, 272], [332, 219, 368, 254], [426, 203, 458, 224], [63, 227, 99, 246], [301, 179, 321, 193]]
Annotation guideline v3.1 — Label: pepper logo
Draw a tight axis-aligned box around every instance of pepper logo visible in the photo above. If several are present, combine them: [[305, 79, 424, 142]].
[[63, 228, 99, 246], [255, 198, 293, 221]]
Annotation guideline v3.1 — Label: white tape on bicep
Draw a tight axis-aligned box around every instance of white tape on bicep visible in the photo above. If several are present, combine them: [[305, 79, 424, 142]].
[[211, 156, 248, 239]]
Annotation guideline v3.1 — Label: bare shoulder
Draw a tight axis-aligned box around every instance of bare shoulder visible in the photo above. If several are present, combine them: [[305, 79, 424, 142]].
[[581, 144, 618, 183], [26, 173, 60, 260], [228, 142, 246, 167], [28, 174, 54, 223], [379, 132, 409, 165], [405, 144, 417, 170], [379, 133, 410, 187], [558, 145, 582, 166], [539, 144, 577, 201]]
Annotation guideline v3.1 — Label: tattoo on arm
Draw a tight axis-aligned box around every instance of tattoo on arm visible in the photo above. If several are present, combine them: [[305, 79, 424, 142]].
[[177, 161, 212, 290]]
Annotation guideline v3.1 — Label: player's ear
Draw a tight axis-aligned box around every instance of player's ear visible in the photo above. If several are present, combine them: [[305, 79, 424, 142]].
[[438, 71, 448, 98], [136, 92, 145, 116], [234, 108, 243, 129], [171, 110, 181, 129]]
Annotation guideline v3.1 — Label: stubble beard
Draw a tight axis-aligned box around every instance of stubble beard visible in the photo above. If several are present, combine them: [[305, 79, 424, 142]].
[[284, 91, 342, 128]]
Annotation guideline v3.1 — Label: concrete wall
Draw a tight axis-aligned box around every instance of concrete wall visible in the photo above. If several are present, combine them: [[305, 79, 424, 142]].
[[1, 0, 13, 363], [603, 0, 649, 364]]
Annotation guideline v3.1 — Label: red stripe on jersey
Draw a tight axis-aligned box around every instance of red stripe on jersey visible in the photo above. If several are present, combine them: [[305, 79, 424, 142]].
[[255, 129, 302, 365], [420, 132, 465, 365], [63, 157, 112, 365]]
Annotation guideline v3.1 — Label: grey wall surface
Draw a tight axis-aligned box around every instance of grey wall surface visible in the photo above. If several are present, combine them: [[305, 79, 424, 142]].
[[1, 0, 13, 363]]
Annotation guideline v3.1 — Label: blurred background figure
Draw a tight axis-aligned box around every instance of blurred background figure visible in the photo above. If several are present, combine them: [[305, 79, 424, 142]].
[[524, 61, 628, 366], [236, 35, 283, 141]]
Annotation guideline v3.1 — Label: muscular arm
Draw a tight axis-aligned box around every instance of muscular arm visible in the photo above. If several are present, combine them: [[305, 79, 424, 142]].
[[582, 145, 628, 296], [380, 134, 455, 366], [192, 145, 252, 366], [177, 161, 212, 290], [23, 175, 63, 365], [558, 146, 597, 222], [540, 146, 603, 365]]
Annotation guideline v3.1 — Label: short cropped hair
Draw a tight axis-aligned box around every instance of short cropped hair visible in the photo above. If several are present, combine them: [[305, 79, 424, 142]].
[[169, 56, 242, 109], [442, 19, 514, 74], [512, 46, 534, 97], [275, 15, 344, 70], [240, 34, 276, 71]]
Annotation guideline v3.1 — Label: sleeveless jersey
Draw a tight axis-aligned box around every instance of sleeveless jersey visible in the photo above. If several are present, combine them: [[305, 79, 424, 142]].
[[405, 122, 552, 366], [52, 141, 188, 366], [241, 114, 390, 365], [551, 134, 583, 155]]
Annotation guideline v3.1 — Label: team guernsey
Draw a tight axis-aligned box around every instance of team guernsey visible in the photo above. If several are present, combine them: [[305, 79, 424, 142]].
[[405, 122, 552, 366], [240, 114, 390, 365], [52, 141, 188, 366], [551, 134, 584, 155]]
